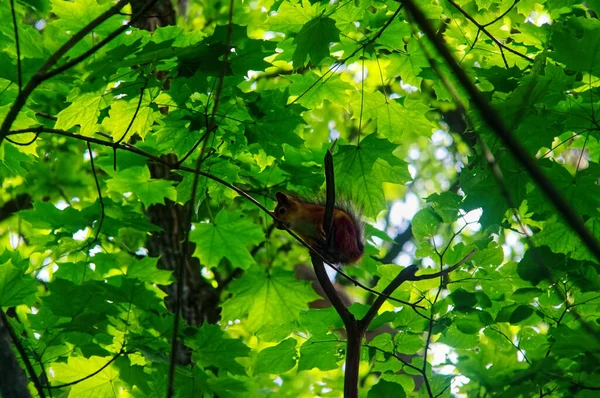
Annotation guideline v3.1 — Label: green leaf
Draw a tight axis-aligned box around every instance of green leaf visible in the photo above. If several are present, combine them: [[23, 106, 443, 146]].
[[450, 289, 477, 311], [385, 38, 429, 87], [349, 92, 435, 140], [298, 338, 342, 371], [334, 134, 411, 217], [368, 379, 406, 398], [550, 17, 600, 74], [246, 91, 305, 157], [126, 257, 172, 285], [412, 207, 441, 241], [54, 91, 105, 136], [0, 260, 38, 306], [19, 202, 89, 232], [426, 192, 462, 223], [50, 0, 122, 35], [496, 304, 534, 324], [42, 279, 117, 318], [101, 96, 159, 141], [190, 210, 265, 269], [299, 307, 343, 336], [254, 338, 297, 374], [517, 247, 553, 285], [190, 324, 250, 375], [106, 166, 177, 207], [394, 332, 424, 355], [222, 267, 320, 332], [292, 17, 340, 67], [266, 0, 320, 34], [509, 305, 534, 324], [288, 72, 353, 108], [50, 355, 123, 396], [455, 312, 484, 334]]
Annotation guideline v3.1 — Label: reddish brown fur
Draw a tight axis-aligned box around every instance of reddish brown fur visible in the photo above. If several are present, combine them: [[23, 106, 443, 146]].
[[273, 192, 364, 264]]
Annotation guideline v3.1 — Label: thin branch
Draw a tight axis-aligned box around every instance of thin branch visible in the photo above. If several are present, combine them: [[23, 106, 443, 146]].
[[4, 132, 40, 146], [174, 128, 212, 166], [311, 255, 354, 328], [402, 0, 600, 263], [422, 279, 442, 398], [42, 1, 157, 82], [0, 310, 46, 398], [410, 249, 476, 281], [87, 142, 105, 246], [360, 265, 418, 330], [288, 4, 403, 106], [46, 348, 124, 389], [9, 0, 22, 92], [482, 0, 520, 27], [0, 0, 132, 141], [445, 0, 532, 66], [115, 80, 148, 144], [34, 111, 58, 121], [434, 383, 452, 398], [6, 126, 435, 313], [572, 382, 600, 391], [360, 250, 475, 367], [487, 326, 531, 364], [364, 343, 422, 373]]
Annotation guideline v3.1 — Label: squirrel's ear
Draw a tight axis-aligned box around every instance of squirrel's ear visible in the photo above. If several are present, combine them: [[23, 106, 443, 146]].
[[275, 192, 289, 204]]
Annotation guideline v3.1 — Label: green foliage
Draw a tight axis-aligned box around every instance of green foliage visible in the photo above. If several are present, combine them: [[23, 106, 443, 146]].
[[1, 0, 600, 397]]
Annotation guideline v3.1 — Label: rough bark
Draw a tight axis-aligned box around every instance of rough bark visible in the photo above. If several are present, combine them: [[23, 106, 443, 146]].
[[130, 0, 220, 327]]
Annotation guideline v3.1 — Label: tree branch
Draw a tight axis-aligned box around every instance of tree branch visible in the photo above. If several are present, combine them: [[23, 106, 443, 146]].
[[0, 0, 160, 145], [9, 0, 22, 93], [87, 142, 105, 246], [360, 249, 476, 331], [46, 348, 124, 389], [288, 4, 404, 107], [0, 0, 130, 141], [401, 0, 600, 264], [445, 0, 532, 68], [6, 126, 436, 316], [0, 310, 45, 398], [360, 265, 418, 330]]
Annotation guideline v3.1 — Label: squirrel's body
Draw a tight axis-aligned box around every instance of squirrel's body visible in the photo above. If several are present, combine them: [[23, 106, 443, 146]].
[[273, 192, 364, 264]]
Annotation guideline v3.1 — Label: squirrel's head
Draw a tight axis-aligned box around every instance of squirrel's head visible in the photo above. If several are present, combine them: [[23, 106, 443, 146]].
[[273, 192, 300, 229]]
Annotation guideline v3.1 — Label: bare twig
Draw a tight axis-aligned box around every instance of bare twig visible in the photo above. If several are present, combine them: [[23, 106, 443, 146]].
[[46, 348, 124, 389], [5, 132, 40, 146], [445, 0, 532, 68], [87, 142, 105, 246], [487, 326, 531, 364], [9, 0, 22, 92], [115, 80, 148, 144], [482, 0, 520, 27], [361, 248, 476, 329]]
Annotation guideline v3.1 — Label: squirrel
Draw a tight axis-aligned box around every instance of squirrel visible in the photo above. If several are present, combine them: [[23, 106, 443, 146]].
[[272, 192, 364, 264]]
